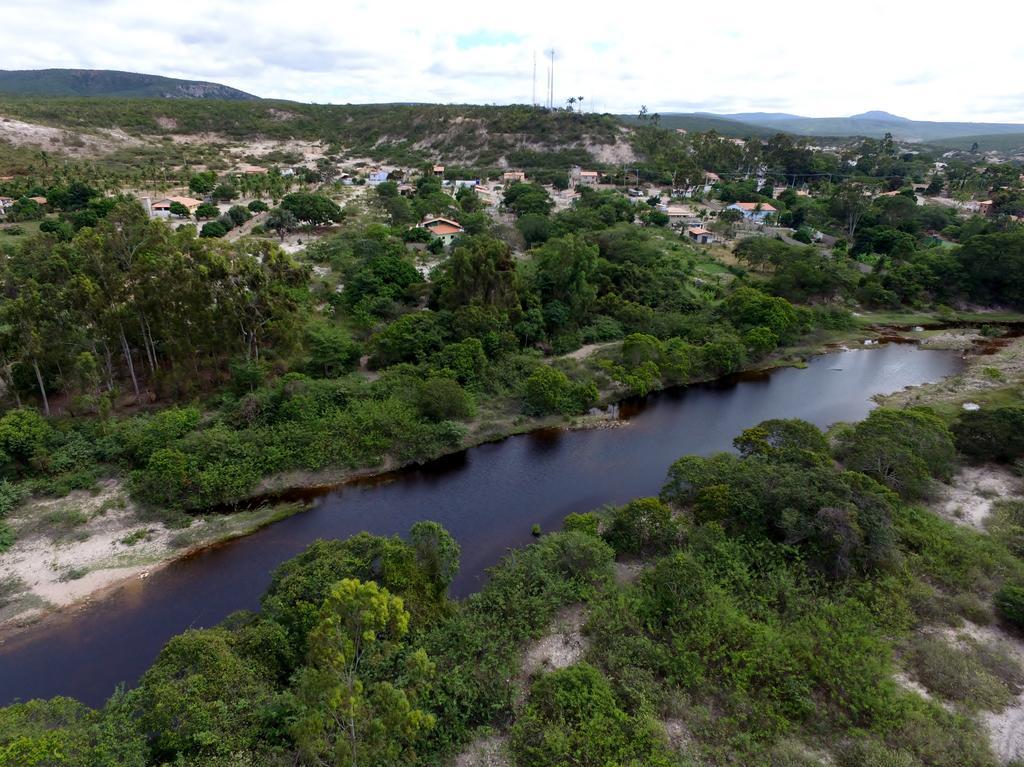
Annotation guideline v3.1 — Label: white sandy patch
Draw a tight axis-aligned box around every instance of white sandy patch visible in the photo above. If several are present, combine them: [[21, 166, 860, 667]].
[[563, 341, 618, 362], [521, 604, 588, 680], [0, 481, 177, 617], [451, 734, 510, 767], [910, 621, 1024, 764], [933, 465, 1020, 529], [662, 718, 693, 754]]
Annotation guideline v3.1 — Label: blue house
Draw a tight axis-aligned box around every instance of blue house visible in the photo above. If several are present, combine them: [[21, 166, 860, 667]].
[[727, 201, 777, 222]]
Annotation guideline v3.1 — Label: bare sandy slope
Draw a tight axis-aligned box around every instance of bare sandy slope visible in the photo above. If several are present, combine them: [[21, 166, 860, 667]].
[[0, 114, 143, 157]]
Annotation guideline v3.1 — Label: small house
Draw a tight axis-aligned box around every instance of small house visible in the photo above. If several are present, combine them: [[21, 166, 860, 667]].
[[151, 196, 203, 219], [577, 170, 599, 186], [236, 164, 268, 176], [432, 164, 446, 177], [979, 200, 995, 217], [502, 170, 526, 184], [661, 204, 699, 226], [417, 215, 464, 247], [367, 169, 389, 186], [28, 196, 47, 206], [727, 201, 777, 222], [0, 196, 13, 215], [475, 187, 497, 206], [686, 226, 715, 245]]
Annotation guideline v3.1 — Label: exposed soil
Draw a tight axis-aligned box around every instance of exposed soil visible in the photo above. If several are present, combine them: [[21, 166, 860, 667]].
[[450, 735, 511, 767], [0, 481, 302, 635], [0, 114, 143, 157], [520, 604, 588, 681], [933, 465, 1021, 530]]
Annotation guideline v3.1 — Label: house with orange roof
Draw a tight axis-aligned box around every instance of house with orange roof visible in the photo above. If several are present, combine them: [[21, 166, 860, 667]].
[[416, 215, 464, 246], [686, 226, 715, 245], [151, 195, 203, 219]]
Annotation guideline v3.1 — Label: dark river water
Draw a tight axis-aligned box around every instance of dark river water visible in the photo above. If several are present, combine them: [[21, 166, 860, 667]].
[[0, 344, 962, 707]]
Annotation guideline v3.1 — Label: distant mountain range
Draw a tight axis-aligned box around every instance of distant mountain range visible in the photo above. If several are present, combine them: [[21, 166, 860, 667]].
[[640, 110, 1024, 144], [0, 69, 258, 100]]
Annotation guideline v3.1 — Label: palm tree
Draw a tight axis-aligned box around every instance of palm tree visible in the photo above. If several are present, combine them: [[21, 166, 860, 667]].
[[578, 96, 584, 112], [566, 97, 577, 112]]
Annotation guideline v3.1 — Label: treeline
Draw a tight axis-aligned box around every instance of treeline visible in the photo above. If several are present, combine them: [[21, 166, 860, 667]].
[[734, 225, 1024, 309], [0, 201, 309, 413], [4, 409, 1022, 765]]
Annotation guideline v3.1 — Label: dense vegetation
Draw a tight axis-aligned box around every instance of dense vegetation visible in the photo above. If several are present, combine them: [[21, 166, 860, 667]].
[[4, 409, 1023, 766]]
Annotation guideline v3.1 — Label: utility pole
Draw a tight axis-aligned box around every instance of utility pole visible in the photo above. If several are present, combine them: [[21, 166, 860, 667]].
[[545, 49, 556, 109], [532, 51, 537, 106]]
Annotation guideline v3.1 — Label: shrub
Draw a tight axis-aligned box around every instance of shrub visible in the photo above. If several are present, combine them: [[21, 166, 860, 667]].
[[522, 366, 597, 416], [415, 378, 474, 422], [200, 221, 228, 238], [954, 406, 1024, 463], [510, 663, 673, 767], [603, 498, 680, 555], [563, 512, 600, 537], [995, 584, 1024, 628]]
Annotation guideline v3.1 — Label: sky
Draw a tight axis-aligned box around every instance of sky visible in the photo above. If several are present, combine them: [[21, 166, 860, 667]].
[[2, 0, 1024, 122]]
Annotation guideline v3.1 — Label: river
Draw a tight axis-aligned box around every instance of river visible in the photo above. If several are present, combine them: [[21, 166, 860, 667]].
[[0, 343, 961, 706]]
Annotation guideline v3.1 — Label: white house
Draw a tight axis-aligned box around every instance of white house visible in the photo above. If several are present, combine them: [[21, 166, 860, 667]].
[[727, 201, 777, 222], [686, 226, 715, 245], [660, 204, 700, 227], [0, 196, 14, 217]]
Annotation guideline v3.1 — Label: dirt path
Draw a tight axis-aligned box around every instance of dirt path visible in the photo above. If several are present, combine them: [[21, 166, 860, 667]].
[[561, 341, 618, 362]]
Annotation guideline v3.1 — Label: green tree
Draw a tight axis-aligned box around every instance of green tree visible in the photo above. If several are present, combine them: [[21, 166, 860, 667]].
[[136, 628, 274, 762], [510, 663, 671, 767], [188, 172, 217, 196], [291, 578, 435, 767], [195, 202, 219, 219], [502, 183, 554, 217], [266, 206, 298, 240], [281, 192, 343, 225]]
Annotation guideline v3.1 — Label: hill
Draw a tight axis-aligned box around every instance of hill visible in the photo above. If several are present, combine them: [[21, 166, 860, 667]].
[[933, 132, 1024, 153], [653, 110, 1024, 141], [0, 98, 633, 169], [0, 69, 257, 100], [618, 112, 776, 138]]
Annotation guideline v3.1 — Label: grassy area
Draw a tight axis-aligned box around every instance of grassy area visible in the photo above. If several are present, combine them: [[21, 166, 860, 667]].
[[856, 309, 1024, 327], [0, 219, 41, 248]]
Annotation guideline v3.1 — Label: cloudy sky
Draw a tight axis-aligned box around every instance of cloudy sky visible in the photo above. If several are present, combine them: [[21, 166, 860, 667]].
[[3, 0, 1023, 122]]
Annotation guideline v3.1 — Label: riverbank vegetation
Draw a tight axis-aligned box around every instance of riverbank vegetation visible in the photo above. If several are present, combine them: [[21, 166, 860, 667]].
[[6, 407, 1024, 766], [0, 180, 866, 549]]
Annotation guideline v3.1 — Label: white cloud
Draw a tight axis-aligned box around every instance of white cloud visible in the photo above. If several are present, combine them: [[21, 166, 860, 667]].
[[1, 0, 1023, 122]]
